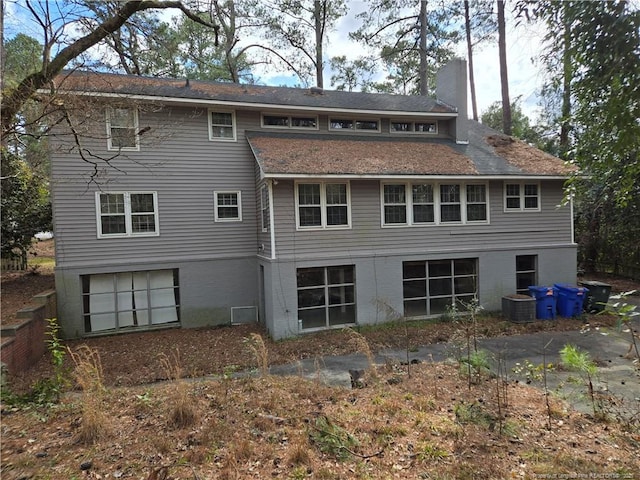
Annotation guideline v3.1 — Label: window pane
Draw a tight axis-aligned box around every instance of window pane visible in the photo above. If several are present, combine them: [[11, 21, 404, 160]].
[[524, 197, 538, 209], [131, 193, 155, 213], [454, 259, 476, 275], [524, 184, 538, 196], [329, 286, 354, 304], [110, 108, 135, 127], [299, 308, 326, 329], [403, 262, 426, 279], [384, 184, 405, 203], [429, 278, 452, 296], [297, 267, 325, 287], [506, 197, 520, 209], [467, 204, 487, 221], [298, 288, 326, 308], [326, 184, 347, 204], [217, 207, 239, 219], [517, 273, 536, 293], [430, 297, 452, 315], [299, 206, 322, 226], [211, 126, 234, 138], [101, 216, 126, 234], [356, 120, 378, 130], [414, 205, 435, 223], [329, 305, 355, 325], [412, 184, 433, 203], [385, 205, 407, 224], [404, 299, 427, 317], [292, 117, 317, 128], [466, 185, 486, 203], [263, 115, 289, 126], [111, 128, 136, 148], [403, 279, 426, 299], [455, 276, 476, 294], [516, 255, 536, 271], [298, 184, 321, 205], [100, 194, 125, 214], [131, 214, 156, 233], [327, 266, 354, 284], [415, 122, 436, 132], [211, 112, 232, 126], [330, 119, 353, 129], [391, 122, 410, 132], [441, 204, 461, 222], [326, 206, 347, 225], [506, 184, 520, 196], [440, 184, 460, 203], [217, 193, 238, 206], [429, 260, 451, 277]]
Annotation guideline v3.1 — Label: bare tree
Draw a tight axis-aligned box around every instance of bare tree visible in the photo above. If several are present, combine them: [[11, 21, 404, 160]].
[[497, 0, 512, 135], [1, 0, 219, 137]]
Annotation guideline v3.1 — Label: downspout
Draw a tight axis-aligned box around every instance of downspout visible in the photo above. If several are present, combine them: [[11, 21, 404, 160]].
[[269, 179, 276, 260], [570, 193, 575, 245]]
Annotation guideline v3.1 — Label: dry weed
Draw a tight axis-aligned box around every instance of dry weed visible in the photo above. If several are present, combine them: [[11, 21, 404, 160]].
[[344, 328, 378, 379], [159, 349, 198, 429], [68, 345, 108, 444], [244, 333, 269, 375]]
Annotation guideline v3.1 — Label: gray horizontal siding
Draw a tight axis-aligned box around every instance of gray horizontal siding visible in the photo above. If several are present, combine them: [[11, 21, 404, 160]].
[[273, 179, 572, 259], [51, 106, 260, 267]]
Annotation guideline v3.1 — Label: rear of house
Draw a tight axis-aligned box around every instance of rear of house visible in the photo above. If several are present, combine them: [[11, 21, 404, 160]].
[[49, 60, 576, 339]]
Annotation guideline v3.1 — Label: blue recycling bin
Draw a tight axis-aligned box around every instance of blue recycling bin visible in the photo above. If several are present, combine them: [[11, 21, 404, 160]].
[[528, 286, 558, 320], [554, 283, 589, 317]]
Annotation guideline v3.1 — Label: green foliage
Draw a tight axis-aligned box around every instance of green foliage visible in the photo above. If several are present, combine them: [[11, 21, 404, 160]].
[[481, 98, 549, 150], [459, 349, 491, 382], [308, 415, 359, 461], [0, 149, 52, 260], [560, 344, 597, 377], [3, 34, 43, 87], [1, 318, 67, 408]]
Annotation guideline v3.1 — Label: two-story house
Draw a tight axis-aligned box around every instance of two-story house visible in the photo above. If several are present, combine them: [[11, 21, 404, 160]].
[[49, 59, 576, 339]]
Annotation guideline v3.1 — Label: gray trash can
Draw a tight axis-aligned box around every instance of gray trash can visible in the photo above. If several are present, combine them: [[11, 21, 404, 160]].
[[578, 280, 612, 313]]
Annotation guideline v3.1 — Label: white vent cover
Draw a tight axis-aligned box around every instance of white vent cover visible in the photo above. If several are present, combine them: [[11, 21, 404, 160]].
[[231, 306, 258, 325]]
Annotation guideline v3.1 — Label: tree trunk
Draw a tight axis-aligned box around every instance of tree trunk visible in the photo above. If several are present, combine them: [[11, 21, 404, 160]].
[[497, 0, 512, 135], [314, 0, 324, 88], [419, 0, 428, 95], [464, 0, 478, 120], [559, 4, 572, 158]]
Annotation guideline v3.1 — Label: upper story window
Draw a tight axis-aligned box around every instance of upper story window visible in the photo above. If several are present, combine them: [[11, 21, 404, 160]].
[[262, 114, 318, 129], [260, 185, 270, 232], [329, 118, 380, 132], [381, 182, 488, 226], [209, 109, 236, 141], [106, 107, 139, 151], [96, 192, 159, 238], [504, 182, 540, 211], [214, 191, 242, 222], [296, 181, 351, 230], [390, 120, 437, 134]]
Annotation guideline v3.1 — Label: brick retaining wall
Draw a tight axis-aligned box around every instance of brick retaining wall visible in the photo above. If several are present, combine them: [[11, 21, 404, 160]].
[[1, 290, 57, 375]]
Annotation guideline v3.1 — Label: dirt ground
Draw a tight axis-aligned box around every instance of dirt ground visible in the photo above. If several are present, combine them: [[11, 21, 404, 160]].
[[2, 242, 640, 479]]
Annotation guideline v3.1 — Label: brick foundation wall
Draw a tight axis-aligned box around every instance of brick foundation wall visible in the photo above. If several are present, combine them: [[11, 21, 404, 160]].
[[1, 290, 56, 375]]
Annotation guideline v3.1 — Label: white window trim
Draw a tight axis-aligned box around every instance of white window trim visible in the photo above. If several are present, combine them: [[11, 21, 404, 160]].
[[208, 109, 237, 142], [389, 119, 438, 135], [329, 117, 381, 133], [213, 190, 242, 222], [95, 191, 159, 238], [261, 113, 319, 130], [503, 181, 541, 212], [295, 181, 352, 230], [106, 107, 140, 151], [380, 181, 490, 227]]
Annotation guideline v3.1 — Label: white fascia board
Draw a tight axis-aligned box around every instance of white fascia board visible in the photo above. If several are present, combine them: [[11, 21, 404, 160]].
[[263, 173, 570, 181], [49, 90, 457, 118]]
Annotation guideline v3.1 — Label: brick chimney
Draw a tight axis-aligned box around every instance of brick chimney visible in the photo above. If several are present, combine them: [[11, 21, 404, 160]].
[[436, 58, 468, 144]]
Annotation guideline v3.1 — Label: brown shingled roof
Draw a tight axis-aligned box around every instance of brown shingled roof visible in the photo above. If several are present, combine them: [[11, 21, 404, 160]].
[[249, 136, 478, 176], [486, 135, 576, 175]]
